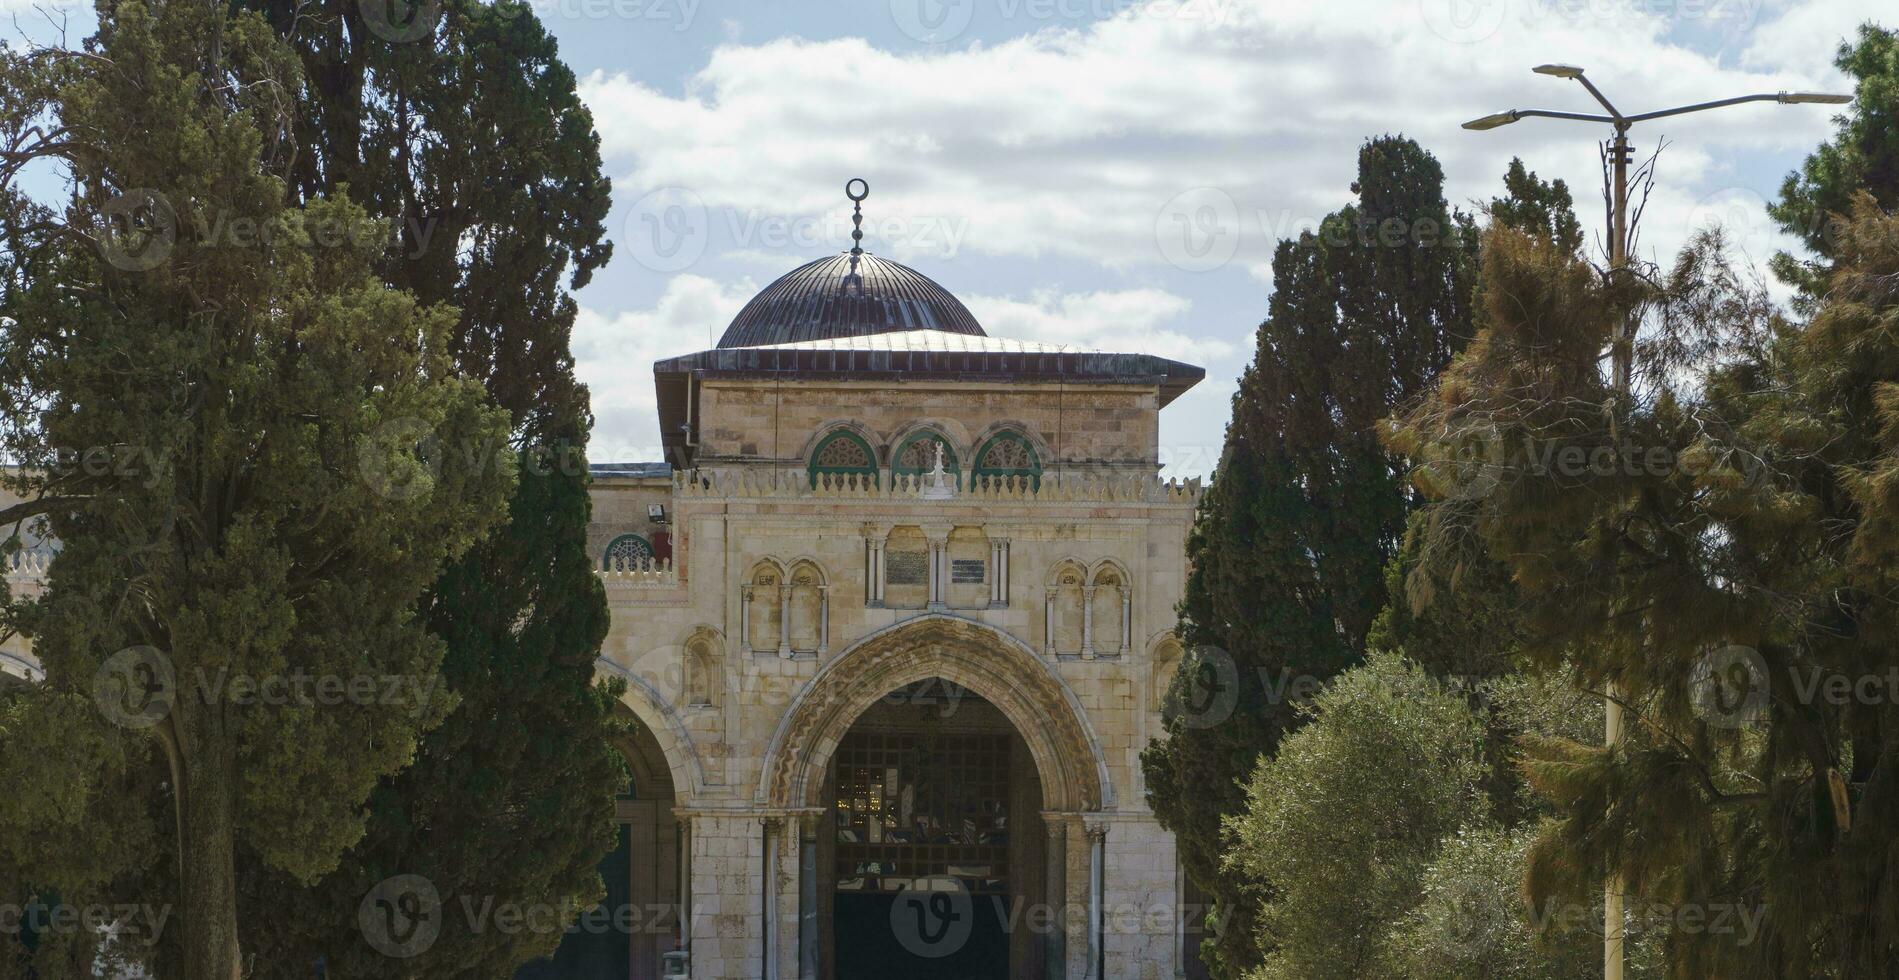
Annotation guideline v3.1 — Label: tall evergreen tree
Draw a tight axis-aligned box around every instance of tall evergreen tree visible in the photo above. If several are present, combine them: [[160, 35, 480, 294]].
[[1140, 136, 1479, 974], [212, 0, 629, 973], [0, 2, 515, 973], [1769, 23, 1899, 303]]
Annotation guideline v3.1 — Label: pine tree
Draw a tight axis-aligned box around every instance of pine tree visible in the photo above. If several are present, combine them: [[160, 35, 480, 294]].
[[1389, 199, 1899, 976], [1769, 23, 1899, 304]]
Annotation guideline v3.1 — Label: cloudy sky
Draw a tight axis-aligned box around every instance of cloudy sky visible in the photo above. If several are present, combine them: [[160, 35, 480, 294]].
[[10, 0, 1884, 476]]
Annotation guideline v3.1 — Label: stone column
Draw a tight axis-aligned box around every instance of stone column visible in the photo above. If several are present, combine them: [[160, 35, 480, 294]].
[[1120, 587, 1132, 656], [762, 817, 780, 980], [798, 812, 821, 980], [924, 527, 950, 610], [817, 586, 829, 654], [990, 537, 1012, 607], [1081, 586, 1097, 660], [1044, 588, 1057, 658], [739, 586, 754, 656], [1043, 816, 1069, 979], [1086, 820, 1108, 979], [777, 585, 793, 658]]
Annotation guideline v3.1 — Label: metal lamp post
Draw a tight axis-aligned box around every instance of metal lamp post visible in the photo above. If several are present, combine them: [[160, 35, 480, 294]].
[[1461, 65, 1850, 980]]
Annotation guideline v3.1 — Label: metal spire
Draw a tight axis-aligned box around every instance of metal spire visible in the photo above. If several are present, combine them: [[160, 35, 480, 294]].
[[846, 178, 868, 256], [844, 177, 869, 291]]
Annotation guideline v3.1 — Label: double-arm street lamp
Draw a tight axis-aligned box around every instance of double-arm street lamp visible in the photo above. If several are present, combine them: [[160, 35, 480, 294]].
[[1461, 65, 1851, 980]]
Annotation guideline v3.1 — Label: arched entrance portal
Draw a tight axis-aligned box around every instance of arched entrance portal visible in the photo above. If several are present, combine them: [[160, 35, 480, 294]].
[[827, 681, 1040, 978], [757, 615, 1109, 980]]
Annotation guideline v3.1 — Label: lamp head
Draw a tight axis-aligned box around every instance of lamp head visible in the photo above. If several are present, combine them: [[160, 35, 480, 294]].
[[1533, 63, 1585, 79], [1779, 92, 1852, 105], [1462, 112, 1519, 131]]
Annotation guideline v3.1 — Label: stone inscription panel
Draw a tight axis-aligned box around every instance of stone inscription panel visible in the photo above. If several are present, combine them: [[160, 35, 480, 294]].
[[950, 559, 985, 584], [886, 551, 927, 586]]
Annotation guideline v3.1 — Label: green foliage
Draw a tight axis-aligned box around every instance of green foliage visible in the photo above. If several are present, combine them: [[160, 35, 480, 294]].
[[1143, 142, 1596, 975], [1770, 24, 1899, 304], [208, 2, 628, 973], [0, 1, 513, 972], [1390, 201, 1899, 975], [1225, 653, 1490, 980]]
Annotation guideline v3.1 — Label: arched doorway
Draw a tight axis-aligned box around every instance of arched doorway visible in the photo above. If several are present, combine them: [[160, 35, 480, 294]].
[[516, 707, 681, 980], [826, 681, 1039, 978], [758, 615, 1109, 980]]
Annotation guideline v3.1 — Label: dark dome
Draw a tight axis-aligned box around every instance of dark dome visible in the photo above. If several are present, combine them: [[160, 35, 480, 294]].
[[717, 252, 986, 348]]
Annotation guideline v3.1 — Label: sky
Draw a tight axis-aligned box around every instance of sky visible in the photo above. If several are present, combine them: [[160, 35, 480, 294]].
[[6, 0, 1887, 478]]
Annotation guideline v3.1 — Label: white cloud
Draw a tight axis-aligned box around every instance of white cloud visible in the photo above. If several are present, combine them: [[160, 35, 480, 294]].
[[580, 0, 1872, 282], [964, 286, 1238, 477], [574, 274, 755, 462]]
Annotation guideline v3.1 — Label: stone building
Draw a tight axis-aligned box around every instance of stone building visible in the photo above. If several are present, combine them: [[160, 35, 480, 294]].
[[0, 197, 1209, 980], [575, 228, 1206, 980]]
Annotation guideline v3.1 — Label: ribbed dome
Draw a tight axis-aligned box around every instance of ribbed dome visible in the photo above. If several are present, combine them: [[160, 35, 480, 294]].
[[717, 252, 986, 349]]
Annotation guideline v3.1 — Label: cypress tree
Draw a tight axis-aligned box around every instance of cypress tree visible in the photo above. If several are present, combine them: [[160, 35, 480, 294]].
[[1141, 136, 1479, 974], [224, 1, 628, 973]]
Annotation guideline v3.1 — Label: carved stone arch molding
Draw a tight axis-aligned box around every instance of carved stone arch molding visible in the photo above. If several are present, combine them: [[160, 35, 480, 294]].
[[595, 657, 709, 804], [757, 614, 1112, 812]]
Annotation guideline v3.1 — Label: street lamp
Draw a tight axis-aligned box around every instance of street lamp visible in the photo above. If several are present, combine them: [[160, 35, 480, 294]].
[[1461, 65, 1850, 980]]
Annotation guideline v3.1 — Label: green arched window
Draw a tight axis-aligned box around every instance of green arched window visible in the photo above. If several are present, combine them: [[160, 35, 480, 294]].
[[808, 430, 878, 488], [603, 533, 653, 570], [891, 430, 959, 487], [972, 431, 1041, 489]]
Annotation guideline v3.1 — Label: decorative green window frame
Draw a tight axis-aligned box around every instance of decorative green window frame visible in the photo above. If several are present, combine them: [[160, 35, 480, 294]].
[[602, 533, 654, 570], [890, 430, 960, 488], [972, 431, 1042, 489], [808, 430, 879, 488]]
